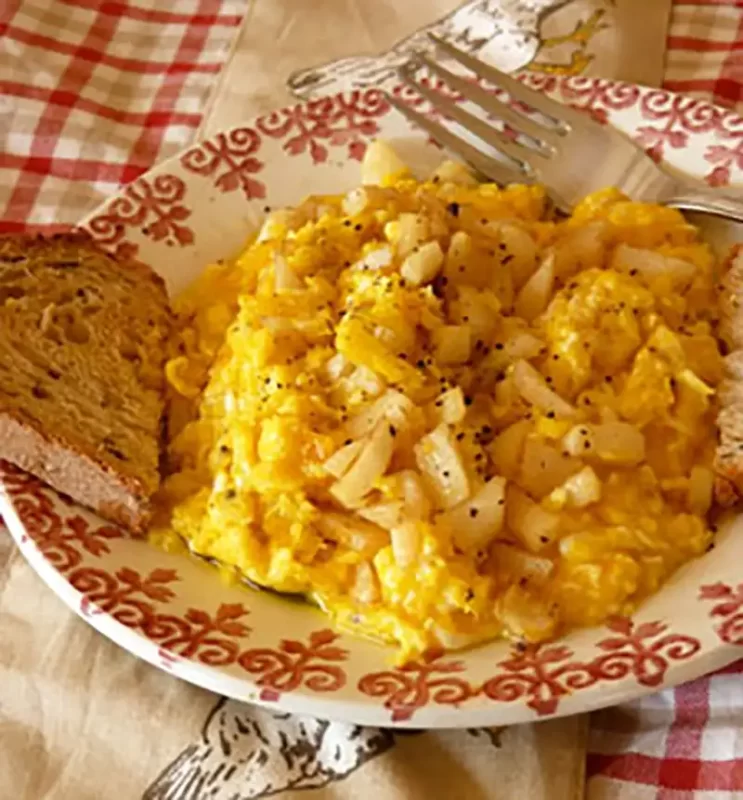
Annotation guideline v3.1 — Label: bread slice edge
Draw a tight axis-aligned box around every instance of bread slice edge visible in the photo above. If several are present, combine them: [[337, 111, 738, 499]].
[[715, 244, 743, 506], [1, 407, 152, 534]]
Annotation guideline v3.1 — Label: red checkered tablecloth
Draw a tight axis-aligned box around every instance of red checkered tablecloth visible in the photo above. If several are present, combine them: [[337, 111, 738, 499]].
[[0, 0, 244, 232], [1, 2, 743, 799]]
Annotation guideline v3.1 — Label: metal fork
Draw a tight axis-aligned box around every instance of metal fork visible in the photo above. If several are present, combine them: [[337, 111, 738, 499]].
[[387, 34, 743, 223]]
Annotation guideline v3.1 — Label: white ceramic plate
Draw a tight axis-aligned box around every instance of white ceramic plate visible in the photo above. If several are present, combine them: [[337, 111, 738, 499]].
[[3, 75, 743, 728]]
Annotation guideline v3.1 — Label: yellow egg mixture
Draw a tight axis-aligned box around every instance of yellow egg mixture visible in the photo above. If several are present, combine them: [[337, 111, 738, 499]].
[[154, 143, 726, 662]]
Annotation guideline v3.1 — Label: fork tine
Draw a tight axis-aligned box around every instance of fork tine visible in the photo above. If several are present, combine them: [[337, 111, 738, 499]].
[[397, 68, 546, 172], [429, 34, 584, 131], [415, 53, 560, 147], [383, 91, 528, 186]]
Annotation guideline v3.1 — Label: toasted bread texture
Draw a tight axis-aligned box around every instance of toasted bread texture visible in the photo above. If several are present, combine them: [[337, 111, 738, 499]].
[[0, 232, 172, 533], [715, 245, 743, 506]]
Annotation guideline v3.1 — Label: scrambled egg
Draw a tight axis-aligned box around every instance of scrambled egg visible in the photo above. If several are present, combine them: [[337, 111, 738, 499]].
[[155, 142, 725, 662]]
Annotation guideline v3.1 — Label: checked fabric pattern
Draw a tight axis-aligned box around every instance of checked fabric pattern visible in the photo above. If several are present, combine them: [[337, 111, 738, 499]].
[[0, 0, 244, 232]]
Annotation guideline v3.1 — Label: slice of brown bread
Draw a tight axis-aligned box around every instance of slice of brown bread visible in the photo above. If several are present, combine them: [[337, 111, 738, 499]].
[[0, 232, 172, 533], [715, 244, 743, 506]]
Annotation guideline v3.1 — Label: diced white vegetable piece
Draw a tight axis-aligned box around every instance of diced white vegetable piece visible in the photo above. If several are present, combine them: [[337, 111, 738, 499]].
[[553, 220, 609, 279], [398, 470, 432, 521], [353, 246, 393, 272], [548, 466, 602, 509], [562, 422, 645, 464], [342, 365, 386, 399], [272, 253, 303, 291], [316, 513, 389, 557], [688, 465, 714, 516], [346, 389, 414, 438], [390, 521, 422, 568], [414, 424, 470, 509], [257, 209, 301, 243], [454, 286, 501, 336], [361, 140, 406, 186], [513, 360, 576, 419], [440, 477, 507, 550], [358, 502, 403, 530], [497, 223, 539, 289], [434, 386, 467, 425], [489, 419, 531, 479], [330, 423, 395, 507], [342, 187, 371, 216], [506, 485, 561, 553], [323, 440, 364, 478], [506, 331, 544, 361], [395, 213, 430, 257], [514, 254, 555, 322], [431, 159, 478, 186], [433, 325, 471, 365], [447, 230, 472, 265], [325, 352, 351, 381], [491, 543, 554, 585], [352, 561, 381, 604], [500, 585, 556, 641], [401, 240, 444, 286], [612, 244, 696, 285], [519, 437, 580, 498]]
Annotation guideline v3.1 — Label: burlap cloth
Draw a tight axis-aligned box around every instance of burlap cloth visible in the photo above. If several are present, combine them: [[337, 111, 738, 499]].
[[0, 2, 672, 798]]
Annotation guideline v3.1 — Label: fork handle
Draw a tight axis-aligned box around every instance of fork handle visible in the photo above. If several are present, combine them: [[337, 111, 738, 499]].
[[664, 187, 743, 224]]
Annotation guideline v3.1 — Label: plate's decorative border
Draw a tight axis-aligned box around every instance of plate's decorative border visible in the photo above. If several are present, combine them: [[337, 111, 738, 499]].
[[0, 461, 718, 722], [82, 77, 743, 259]]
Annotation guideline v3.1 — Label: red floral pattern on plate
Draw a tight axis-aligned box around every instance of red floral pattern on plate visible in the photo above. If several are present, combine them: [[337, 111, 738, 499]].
[[256, 90, 388, 164], [85, 173, 193, 257], [180, 128, 266, 200], [238, 629, 348, 701], [358, 618, 700, 721], [700, 582, 743, 645], [358, 649, 476, 722]]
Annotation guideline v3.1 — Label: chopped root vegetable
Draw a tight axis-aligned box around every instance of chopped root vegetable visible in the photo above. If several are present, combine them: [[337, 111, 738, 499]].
[[546, 466, 602, 510], [360, 140, 408, 186], [352, 561, 381, 604], [489, 419, 531, 479], [439, 477, 507, 550], [397, 470, 432, 520], [506, 485, 561, 553], [390, 521, 422, 567], [518, 436, 581, 498], [394, 213, 431, 257], [324, 439, 364, 478], [499, 585, 556, 641], [688, 465, 714, 516], [330, 423, 395, 507], [346, 389, 414, 439], [353, 246, 393, 272], [316, 513, 389, 558], [491, 543, 554, 585], [513, 359, 576, 419], [514, 254, 554, 322], [273, 253, 303, 291], [358, 502, 404, 530], [433, 325, 471, 365], [562, 422, 645, 465], [612, 243, 696, 286], [431, 160, 478, 186], [496, 223, 539, 289], [433, 386, 467, 425], [414, 424, 470, 509], [401, 240, 444, 286]]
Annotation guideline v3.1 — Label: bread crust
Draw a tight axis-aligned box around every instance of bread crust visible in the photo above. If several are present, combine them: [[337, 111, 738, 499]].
[[715, 244, 743, 506], [0, 230, 170, 533]]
